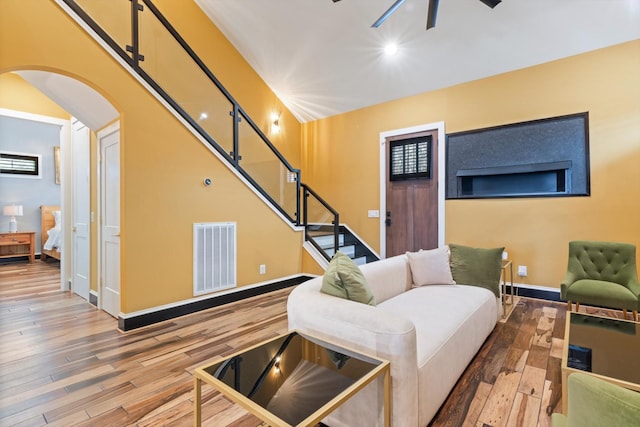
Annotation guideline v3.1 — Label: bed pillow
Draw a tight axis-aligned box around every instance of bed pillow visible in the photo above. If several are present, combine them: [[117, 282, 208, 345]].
[[406, 246, 456, 286], [321, 251, 376, 306], [53, 210, 61, 229], [449, 243, 504, 298]]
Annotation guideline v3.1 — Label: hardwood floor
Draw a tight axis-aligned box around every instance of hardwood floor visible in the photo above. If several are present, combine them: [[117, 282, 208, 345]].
[[0, 261, 627, 426]]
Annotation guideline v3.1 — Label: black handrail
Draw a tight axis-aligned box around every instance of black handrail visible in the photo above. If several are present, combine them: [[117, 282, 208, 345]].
[[60, 0, 302, 225], [302, 184, 340, 260]]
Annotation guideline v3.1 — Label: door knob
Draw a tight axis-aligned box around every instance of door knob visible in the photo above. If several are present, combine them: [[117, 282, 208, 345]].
[[72, 226, 77, 232]]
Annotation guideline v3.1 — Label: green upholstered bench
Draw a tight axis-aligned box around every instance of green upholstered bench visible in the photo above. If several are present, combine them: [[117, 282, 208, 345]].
[[561, 240, 640, 321]]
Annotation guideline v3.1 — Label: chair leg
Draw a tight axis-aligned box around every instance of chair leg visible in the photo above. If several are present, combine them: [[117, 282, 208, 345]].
[[623, 309, 628, 320], [576, 301, 580, 312], [567, 301, 572, 312], [634, 310, 638, 322]]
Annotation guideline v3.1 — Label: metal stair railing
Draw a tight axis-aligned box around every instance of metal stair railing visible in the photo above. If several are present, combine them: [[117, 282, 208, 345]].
[[302, 184, 340, 261], [60, 0, 303, 224]]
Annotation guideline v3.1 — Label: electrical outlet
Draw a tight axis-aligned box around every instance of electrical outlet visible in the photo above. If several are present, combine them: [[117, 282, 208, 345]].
[[259, 264, 266, 275], [518, 265, 528, 277], [368, 210, 380, 218]]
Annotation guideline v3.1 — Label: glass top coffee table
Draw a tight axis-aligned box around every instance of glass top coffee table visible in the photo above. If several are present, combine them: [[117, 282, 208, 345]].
[[194, 330, 390, 426], [561, 312, 640, 414]]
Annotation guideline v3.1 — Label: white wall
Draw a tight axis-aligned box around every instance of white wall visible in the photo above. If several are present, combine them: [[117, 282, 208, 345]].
[[0, 111, 65, 252]]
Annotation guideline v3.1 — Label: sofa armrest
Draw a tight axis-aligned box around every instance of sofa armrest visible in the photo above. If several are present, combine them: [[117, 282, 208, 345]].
[[287, 281, 417, 359], [564, 372, 640, 426], [287, 279, 419, 427], [561, 270, 578, 300], [551, 413, 567, 427], [627, 278, 640, 301]]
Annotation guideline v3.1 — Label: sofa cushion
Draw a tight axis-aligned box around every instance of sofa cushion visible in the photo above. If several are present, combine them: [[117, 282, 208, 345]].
[[407, 246, 456, 286], [566, 279, 639, 311], [321, 251, 376, 305], [449, 244, 504, 298], [378, 284, 498, 425]]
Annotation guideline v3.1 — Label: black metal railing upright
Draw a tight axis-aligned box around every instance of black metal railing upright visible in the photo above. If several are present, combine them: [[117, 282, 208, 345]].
[[302, 184, 340, 261], [61, 0, 302, 225]]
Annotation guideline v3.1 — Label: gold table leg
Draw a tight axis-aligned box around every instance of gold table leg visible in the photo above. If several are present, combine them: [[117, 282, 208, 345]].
[[383, 366, 391, 427], [194, 376, 202, 427]]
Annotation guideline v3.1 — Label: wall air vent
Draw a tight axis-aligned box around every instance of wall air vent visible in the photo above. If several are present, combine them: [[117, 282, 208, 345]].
[[193, 222, 236, 295]]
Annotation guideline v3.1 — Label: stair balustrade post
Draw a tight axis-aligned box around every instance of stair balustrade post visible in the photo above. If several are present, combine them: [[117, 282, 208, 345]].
[[334, 214, 340, 256]]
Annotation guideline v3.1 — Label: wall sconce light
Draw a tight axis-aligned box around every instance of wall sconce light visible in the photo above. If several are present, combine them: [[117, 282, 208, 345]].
[[273, 356, 281, 374], [271, 112, 281, 134], [3, 204, 23, 233]]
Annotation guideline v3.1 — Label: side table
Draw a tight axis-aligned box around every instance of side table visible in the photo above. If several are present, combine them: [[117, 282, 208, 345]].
[[0, 231, 36, 263], [500, 259, 514, 317]]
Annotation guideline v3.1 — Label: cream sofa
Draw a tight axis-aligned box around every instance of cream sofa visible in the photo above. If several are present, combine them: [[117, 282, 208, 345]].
[[287, 253, 500, 427]]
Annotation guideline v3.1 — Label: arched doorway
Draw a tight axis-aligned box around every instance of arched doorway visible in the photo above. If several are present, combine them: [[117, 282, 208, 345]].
[[0, 70, 119, 315]]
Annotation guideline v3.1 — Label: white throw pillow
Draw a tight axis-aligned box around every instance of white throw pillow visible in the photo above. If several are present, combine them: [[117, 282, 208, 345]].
[[406, 246, 456, 286]]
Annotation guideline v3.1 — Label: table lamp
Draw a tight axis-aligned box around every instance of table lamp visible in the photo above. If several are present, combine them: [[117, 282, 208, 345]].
[[3, 205, 23, 233]]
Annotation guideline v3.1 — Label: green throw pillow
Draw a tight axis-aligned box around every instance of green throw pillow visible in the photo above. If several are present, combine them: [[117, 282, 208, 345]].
[[449, 244, 504, 298], [321, 251, 376, 306]]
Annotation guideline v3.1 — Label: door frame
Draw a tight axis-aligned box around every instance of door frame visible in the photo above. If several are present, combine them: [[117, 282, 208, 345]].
[[96, 120, 120, 316], [0, 108, 70, 291], [71, 118, 91, 301], [379, 121, 446, 258]]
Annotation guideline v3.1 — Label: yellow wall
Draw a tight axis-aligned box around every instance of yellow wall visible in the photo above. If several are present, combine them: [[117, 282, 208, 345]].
[[302, 40, 640, 288], [1, 0, 304, 313], [0, 73, 70, 119]]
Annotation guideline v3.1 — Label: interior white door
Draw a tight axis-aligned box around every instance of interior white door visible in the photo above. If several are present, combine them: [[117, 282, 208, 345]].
[[99, 123, 120, 318], [71, 119, 90, 301]]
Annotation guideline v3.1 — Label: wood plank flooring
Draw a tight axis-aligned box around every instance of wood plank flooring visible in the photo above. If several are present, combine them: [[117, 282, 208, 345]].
[[0, 261, 627, 426]]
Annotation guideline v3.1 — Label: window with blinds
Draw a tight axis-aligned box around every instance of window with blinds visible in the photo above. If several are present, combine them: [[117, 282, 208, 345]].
[[390, 136, 431, 181], [0, 152, 41, 178]]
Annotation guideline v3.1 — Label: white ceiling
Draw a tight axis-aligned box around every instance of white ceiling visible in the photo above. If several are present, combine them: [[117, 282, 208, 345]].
[[196, 0, 640, 123]]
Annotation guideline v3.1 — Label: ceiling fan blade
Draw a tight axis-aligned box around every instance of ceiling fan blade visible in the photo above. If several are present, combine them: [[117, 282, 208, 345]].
[[426, 0, 440, 29], [479, 0, 502, 8], [371, 0, 406, 28]]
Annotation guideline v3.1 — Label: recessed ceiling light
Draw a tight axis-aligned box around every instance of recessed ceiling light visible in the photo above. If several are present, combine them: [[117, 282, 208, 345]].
[[384, 43, 398, 56]]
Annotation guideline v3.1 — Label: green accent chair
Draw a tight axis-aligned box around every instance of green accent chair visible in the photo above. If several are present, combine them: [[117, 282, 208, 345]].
[[552, 373, 640, 427], [561, 241, 640, 321]]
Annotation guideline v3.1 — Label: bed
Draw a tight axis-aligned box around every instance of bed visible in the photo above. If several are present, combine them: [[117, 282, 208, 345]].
[[41, 205, 62, 261]]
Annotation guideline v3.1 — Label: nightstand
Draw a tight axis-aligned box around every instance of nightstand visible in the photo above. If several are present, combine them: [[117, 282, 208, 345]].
[[0, 231, 36, 263]]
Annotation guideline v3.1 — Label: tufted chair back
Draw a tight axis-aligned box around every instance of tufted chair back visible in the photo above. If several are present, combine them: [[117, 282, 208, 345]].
[[567, 241, 638, 288]]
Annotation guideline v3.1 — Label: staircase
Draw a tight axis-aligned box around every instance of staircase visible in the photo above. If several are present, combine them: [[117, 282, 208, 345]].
[[308, 226, 378, 266], [59, 0, 379, 267]]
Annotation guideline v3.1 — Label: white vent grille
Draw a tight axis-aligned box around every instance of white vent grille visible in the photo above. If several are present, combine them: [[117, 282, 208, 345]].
[[193, 222, 236, 295]]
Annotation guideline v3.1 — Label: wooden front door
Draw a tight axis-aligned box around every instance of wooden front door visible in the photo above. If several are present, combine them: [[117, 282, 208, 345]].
[[385, 130, 439, 257]]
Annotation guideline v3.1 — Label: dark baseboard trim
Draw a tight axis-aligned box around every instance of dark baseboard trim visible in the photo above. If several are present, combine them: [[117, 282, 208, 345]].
[[118, 275, 313, 331], [508, 285, 562, 302]]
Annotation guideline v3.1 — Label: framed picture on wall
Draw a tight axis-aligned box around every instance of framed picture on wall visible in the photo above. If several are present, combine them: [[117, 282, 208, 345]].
[[0, 151, 42, 179], [54, 146, 61, 185]]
